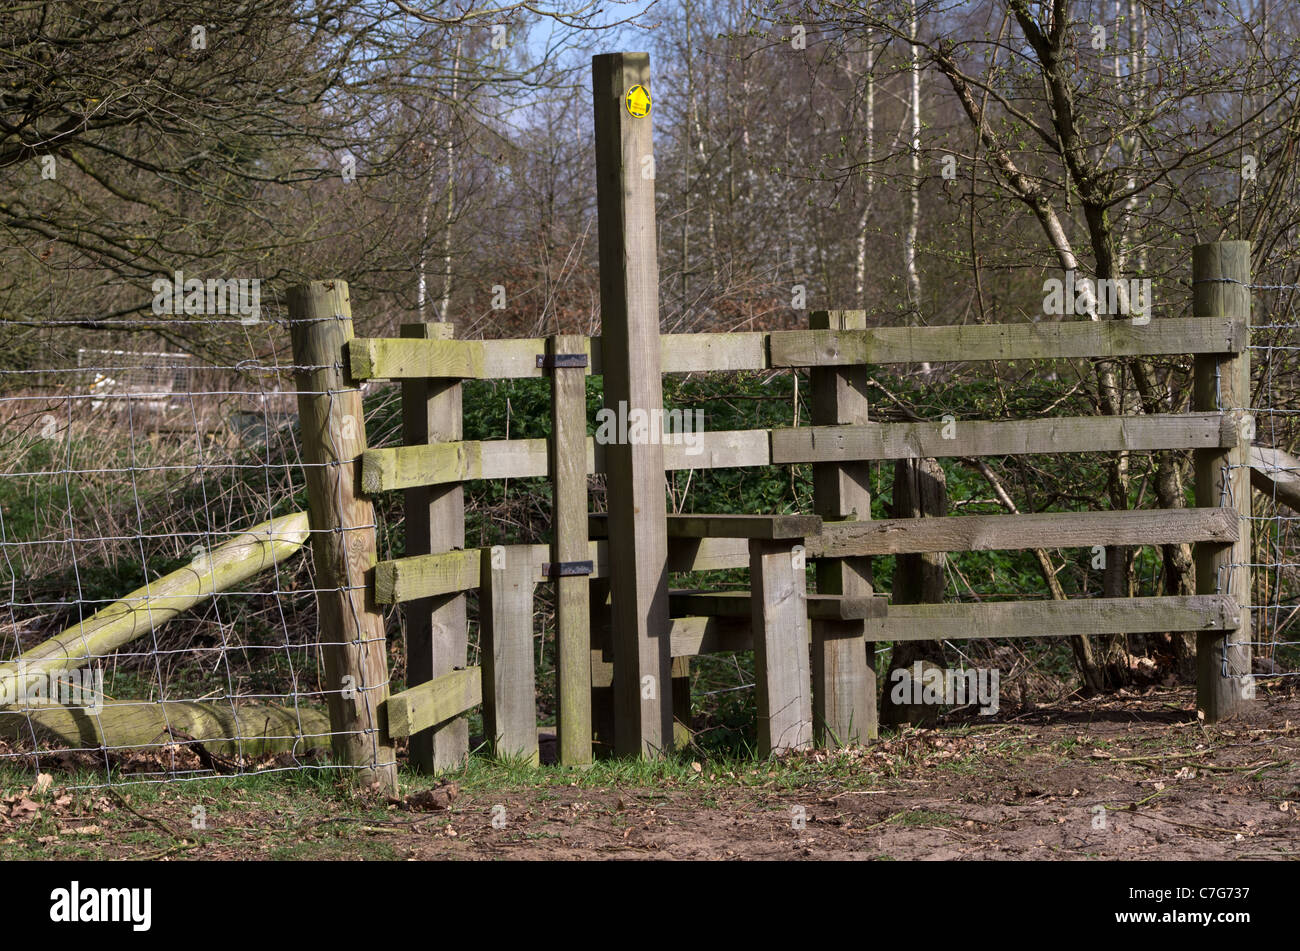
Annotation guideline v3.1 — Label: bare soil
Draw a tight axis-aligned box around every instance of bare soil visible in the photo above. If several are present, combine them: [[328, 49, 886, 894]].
[[3, 687, 1298, 860]]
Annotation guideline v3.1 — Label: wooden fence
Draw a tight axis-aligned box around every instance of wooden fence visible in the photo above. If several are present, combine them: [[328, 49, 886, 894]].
[[287, 53, 1254, 789]]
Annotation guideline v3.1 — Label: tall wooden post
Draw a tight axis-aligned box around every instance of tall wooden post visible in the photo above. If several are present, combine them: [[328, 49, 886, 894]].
[[401, 322, 467, 773], [548, 334, 592, 765], [1192, 241, 1254, 721], [592, 51, 673, 756], [289, 281, 396, 789], [810, 310, 877, 743]]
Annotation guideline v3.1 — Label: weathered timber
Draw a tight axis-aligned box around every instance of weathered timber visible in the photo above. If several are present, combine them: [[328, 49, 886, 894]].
[[0, 701, 331, 758], [1193, 240, 1254, 721], [863, 595, 1239, 641], [0, 512, 308, 697], [289, 280, 396, 789], [808, 310, 876, 746], [667, 616, 754, 657], [810, 507, 1239, 557], [479, 546, 539, 763], [1250, 445, 1300, 513], [669, 590, 887, 621], [589, 512, 820, 540], [593, 51, 673, 756], [549, 334, 592, 765], [384, 667, 482, 739], [400, 322, 468, 774], [769, 316, 1245, 367], [749, 538, 814, 755], [772, 412, 1237, 465]]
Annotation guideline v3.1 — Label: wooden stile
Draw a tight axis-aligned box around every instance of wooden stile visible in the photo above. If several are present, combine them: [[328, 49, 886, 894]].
[[288, 281, 396, 790], [592, 51, 673, 756], [1193, 241, 1254, 721]]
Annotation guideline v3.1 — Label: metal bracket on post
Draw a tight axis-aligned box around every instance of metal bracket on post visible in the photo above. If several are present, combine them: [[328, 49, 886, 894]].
[[536, 353, 589, 370], [542, 560, 594, 578]]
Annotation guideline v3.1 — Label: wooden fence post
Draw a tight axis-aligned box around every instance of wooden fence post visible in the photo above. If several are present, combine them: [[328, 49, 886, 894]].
[[592, 51, 673, 756], [547, 334, 592, 765], [400, 322, 467, 773], [1193, 241, 1254, 721], [751, 538, 814, 755], [809, 309, 877, 744], [289, 281, 396, 789], [1190, 241, 1253, 717], [481, 546, 540, 764]]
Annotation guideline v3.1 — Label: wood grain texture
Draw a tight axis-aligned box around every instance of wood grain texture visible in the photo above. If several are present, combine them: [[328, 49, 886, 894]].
[[549, 335, 592, 765], [669, 590, 886, 620], [749, 538, 814, 756], [385, 667, 481, 738], [773, 412, 1237, 465], [811, 507, 1239, 557], [769, 316, 1245, 367], [479, 546, 539, 763], [863, 595, 1239, 641], [400, 322, 468, 773], [809, 310, 876, 746], [1193, 241, 1254, 721], [289, 281, 395, 789], [593, 51, 673, 756]]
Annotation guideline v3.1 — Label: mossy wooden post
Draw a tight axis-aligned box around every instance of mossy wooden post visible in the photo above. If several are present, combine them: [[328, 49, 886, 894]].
[[401, 321, 468, 773], [289, 281, 396, 789], [547, 334, 592, 765], [1192, 241, 1254, 721], [809, 310, 877, 744], [592, 51, 673, 756]]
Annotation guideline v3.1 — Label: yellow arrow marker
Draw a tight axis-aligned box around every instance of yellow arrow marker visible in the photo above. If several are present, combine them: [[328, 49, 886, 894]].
[[625, 84, 651, 118]]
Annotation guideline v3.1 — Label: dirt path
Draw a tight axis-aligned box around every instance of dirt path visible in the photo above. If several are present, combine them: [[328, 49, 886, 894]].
[[4, 689, 1298, 860]]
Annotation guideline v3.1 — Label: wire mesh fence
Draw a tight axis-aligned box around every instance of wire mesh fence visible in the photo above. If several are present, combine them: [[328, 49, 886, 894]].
[[0, 301, 400, 788], [1243, 282, 1300, 687]]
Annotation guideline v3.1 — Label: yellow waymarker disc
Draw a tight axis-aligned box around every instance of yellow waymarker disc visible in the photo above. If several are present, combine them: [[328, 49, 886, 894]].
[[625, 84, 651, 118]]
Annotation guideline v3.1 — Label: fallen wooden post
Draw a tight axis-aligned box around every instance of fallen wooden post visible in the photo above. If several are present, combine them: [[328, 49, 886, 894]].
[[0, 512, 310, 701], [1250, 445, 1300, 513], [0, 700, 331, 758]]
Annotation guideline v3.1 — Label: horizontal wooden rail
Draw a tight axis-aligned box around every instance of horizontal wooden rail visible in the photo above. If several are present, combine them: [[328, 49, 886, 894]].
[[590, 512, 820, 539], [362, 429, 769, 492], [665, 595, 1238, 655], [351, 317, 1245, 382], [769, 316, 1245, 367], [670, 590, 887, 620], [375, 542, 609, 604], [865, 595, 1238, 641], [385, 666, 483, 738], [772, 412, 1240, 465], [376, 507, 1239, 604], [812, 506, 1238, 557], [350, 332, 772, 381]]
